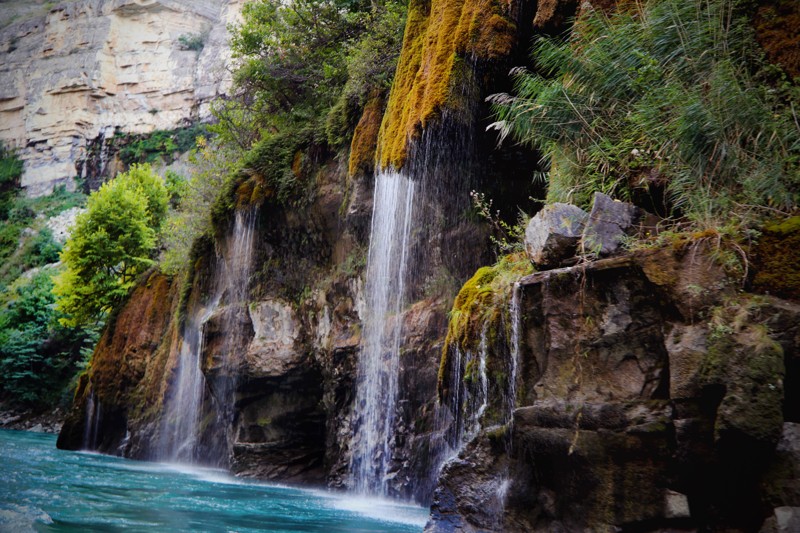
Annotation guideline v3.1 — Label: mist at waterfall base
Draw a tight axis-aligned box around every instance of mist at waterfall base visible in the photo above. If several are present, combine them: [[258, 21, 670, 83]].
[[1, 430, 427, 532]]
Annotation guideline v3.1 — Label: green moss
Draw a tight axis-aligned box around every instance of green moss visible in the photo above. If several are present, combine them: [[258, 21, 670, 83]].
[[753, 216, 800, 300], [438, 252, 533, 395], [377, 0, 516, 169]]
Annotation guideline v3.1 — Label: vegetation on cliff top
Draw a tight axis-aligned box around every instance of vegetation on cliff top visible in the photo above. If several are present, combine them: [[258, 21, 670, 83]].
[[490, 0, 799, 226]]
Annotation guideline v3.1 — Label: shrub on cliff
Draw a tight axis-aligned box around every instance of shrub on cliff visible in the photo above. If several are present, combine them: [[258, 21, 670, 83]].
[[54, 164, 168, 327], [490, 0, 799, 225], [0, 141, 23, 221]]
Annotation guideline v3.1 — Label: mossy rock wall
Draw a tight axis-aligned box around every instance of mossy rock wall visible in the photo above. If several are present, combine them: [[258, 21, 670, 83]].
[[753, 216, 800, 301], [376, 0, 517, 169], [57, 271, 180, 455], [431, 244, 800, 532]]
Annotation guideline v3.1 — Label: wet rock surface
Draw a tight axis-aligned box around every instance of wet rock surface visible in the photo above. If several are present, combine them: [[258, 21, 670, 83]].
[[430, 246, 800, 532]]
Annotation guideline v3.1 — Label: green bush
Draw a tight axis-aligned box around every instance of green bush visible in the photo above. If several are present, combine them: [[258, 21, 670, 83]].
[[0, 142, 23, 221], [178, 31, 207, 52], [0, 271, 99, 407], [0, 186, 86, 290], [117, 124, 208, 166], [490, 0, 800, 225]]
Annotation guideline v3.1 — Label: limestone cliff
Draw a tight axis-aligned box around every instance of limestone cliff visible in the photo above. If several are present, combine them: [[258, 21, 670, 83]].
[[0, 0, 242, 196]]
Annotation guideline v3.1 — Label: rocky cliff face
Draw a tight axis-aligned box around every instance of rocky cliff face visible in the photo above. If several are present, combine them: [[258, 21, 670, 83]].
[[54, 0, 800, 528], [0, 0, 241, 196], [428, 212, 800, 531]]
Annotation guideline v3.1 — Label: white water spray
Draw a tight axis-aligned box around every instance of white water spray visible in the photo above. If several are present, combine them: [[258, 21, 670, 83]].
[[351, 170, 416, 495], [508, 282, 522, 423], [159, 207, 258, 463]]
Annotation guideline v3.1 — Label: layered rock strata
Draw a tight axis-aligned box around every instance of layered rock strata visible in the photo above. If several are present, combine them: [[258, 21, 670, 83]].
[[0, 0, 242, 196]]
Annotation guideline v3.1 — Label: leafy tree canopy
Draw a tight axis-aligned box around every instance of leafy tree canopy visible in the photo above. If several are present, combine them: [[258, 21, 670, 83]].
[[0, 271, 99, 407], [54, 164, 168, 327]]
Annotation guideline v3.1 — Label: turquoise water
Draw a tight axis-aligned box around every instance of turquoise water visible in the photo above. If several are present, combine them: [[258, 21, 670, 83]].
[[0, 430, 427, 532]]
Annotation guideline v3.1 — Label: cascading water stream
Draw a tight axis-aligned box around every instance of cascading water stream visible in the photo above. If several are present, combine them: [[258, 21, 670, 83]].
[[158, 207, 258, 464], [351, 170, 416, 495], [158, 298, 219, 462], [508, 282, 522, 424], [210, 207, 259, 459], [82, 391, 101, 451]]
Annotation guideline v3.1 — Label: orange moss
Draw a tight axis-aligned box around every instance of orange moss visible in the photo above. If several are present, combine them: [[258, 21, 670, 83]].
[[377, 0, 517, 169], [235, 173, 274, 209], [89, 273, 176, 411], [754, 0, 800, 78], [348, 96, 385, 177], [291, 150, 304, 178]]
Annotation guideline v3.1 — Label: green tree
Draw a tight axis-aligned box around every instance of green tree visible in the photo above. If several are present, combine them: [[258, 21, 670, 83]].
[[0, 271, 100, 406], [54, 164, 168, 327], [161, 138, 236, 274]]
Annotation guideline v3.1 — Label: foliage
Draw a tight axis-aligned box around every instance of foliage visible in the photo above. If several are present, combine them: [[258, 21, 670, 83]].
[[117, 124, 209, 166], [0, 271, 99, 407], [470, 190, 529, 253], [216, 0, 405, 152], [229, 0, 361, 120], [0, 141, 23, 220], [490, 0, 800, 226], [162, 0, 407, 274], [178, 30, 208, 52], [160, 138, 238, 274], [164, 170, 188, 207], [0, 186, 86, 291], [54, 164, 168, 327], [341, 1, 407, 107]]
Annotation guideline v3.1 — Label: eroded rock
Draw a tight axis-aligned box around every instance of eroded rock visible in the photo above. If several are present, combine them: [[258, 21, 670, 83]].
[[581, 192, 644, 256], [524, 203, 588, 268]]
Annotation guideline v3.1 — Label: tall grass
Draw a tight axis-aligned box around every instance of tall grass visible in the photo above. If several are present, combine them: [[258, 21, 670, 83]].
[[490, 0, 800, 225]]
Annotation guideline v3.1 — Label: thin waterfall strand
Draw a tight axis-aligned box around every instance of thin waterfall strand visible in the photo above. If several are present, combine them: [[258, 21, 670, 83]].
[[158, 207, 258, 463]]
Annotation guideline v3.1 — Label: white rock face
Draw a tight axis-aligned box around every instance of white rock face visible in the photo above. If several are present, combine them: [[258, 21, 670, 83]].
[[46, 206, 85, 244], [0, 0, 243, 196], [246, 300, 304, 378]]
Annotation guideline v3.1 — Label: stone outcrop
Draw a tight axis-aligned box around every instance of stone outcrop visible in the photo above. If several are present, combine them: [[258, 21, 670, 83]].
[[524, 203, 588, 267], [0, 0, 242, 196], [582, 191, 658, 256], [428, 238, 800, 532]]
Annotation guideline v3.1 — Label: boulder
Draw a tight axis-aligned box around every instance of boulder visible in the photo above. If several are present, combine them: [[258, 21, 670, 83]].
[[581, 192, 643, 256], [524, 203, 588, 268]]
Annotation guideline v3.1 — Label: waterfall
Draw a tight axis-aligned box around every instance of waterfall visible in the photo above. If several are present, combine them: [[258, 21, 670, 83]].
[[158, 207, 258, 464], [508, 282, 521, 423], [208, 207, 259, 459], [158, 301, 216, 462], [351, 170, 416, 495], [82, 391, 101, 451], [442, 324, 490, 453]]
